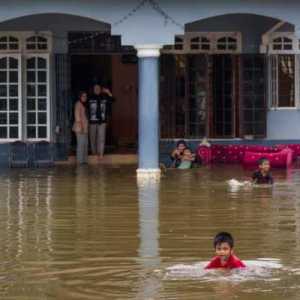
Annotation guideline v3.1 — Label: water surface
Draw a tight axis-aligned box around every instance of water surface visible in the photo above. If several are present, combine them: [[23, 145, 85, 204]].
[[0, 165, 300, 299]]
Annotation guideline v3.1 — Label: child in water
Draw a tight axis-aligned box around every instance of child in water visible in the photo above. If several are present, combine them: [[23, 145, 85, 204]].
[[177, 148, 195, 169], [170, 140, 187, 168], [205, 232, 246, 269], [252, 158, 273, 184]]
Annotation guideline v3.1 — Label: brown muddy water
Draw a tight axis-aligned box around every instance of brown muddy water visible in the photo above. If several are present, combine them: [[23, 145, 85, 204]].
[[0, 165, 300, 300]]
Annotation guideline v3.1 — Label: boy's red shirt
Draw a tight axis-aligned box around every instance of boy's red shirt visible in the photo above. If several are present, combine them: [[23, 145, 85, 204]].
[[205, 254, 246, 269]]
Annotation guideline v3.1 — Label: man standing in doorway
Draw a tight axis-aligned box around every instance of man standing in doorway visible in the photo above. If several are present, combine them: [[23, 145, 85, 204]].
[[88, 83, 114, 159]]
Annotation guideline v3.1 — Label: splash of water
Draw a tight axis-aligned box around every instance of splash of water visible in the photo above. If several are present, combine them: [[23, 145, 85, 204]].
[[164, 259, 282, 282]]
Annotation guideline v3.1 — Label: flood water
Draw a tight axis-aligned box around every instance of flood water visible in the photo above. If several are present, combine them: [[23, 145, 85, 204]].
[[0, 165, 300, 299]]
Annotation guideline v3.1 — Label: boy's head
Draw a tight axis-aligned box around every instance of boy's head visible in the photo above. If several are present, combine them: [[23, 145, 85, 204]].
[[213, 232, 234, 261], [258, 157, 271, 173]]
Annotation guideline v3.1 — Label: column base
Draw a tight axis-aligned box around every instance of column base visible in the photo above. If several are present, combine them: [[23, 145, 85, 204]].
[[136, 168, 161, 178]]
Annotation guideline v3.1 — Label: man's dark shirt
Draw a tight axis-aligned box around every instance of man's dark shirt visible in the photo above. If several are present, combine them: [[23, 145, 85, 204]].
[[88, 93, 114, 124]]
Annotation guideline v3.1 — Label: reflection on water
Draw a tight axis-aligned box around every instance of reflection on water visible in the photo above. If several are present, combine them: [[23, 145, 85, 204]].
[[0, 166, 300, 299], [136, 177, 161, 299]]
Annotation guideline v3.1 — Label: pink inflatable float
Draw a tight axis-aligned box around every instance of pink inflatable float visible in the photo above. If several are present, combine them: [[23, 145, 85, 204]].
[[196, 144, 296, 168], [243, 148, 293, 168]]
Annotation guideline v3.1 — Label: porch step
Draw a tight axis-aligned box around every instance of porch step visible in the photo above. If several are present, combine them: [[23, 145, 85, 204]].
[[56, 154, 137, 165]]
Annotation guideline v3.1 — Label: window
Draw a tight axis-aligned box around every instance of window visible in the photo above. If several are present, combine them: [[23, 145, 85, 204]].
[[26, 56, 49, 139], [278, 55, 295, 107], [190, 36, 210, 51], [26, 36, 48, 50], [174, 36, 184, 50], [272, 37, 293, 51], [0, 55, 21, 140], [270, 55, 295, 108], [162, 32, 241, 54], [217, 37, 237, 51], [0, 32, 51, 142], [0, 36, 19, 51]]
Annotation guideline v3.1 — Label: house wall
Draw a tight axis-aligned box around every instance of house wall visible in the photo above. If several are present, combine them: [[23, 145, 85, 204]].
[[1, 0, 300, 45], [0, 1, 300, 167], [0, 14, 110, 53], [186, 14, 294, 53], [267, 110, 300, 139]]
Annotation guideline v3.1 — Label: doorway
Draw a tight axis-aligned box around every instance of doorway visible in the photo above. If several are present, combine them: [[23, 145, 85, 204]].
[[70, 54, 138, 154]]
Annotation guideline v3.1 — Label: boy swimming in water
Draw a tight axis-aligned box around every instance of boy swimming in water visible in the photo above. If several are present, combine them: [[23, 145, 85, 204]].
[[205, 232, 245, 269], [252, 157, 273, 184]]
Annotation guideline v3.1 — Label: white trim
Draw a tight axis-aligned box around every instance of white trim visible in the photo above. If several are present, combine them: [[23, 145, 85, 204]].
[[135, 45, 162, 57]]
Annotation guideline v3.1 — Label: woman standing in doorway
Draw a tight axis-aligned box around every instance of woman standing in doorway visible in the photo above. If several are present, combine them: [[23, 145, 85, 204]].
[[88, 84, 114, 159], [72, 91, 89, 164]]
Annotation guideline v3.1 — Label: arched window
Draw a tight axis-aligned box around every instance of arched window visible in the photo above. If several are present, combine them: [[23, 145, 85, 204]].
[[217, 37, 237, 51], [190, 36, 210, 50], [0, 36, 19, 51], [26, 36, 48, 51], [272, 37, 293, 50]]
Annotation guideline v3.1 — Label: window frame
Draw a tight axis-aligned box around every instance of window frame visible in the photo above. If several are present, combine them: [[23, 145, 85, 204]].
[[268, 54, 299, 110], [0, 35, 20, 53], [24, 53, 50, 142], [0, 54, 22, 142], [188, 35, 211, 53], [162, 32, 242, 54], [262, 32, 298, 55], [0, 31, 52, 142]]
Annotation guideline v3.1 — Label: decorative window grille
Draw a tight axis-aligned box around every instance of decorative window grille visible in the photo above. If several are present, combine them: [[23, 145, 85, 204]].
[[217, 37, 237, 51], [190, 36, 210, 50], [26, 36, 48, 51], [272, 37, 293, 51]]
